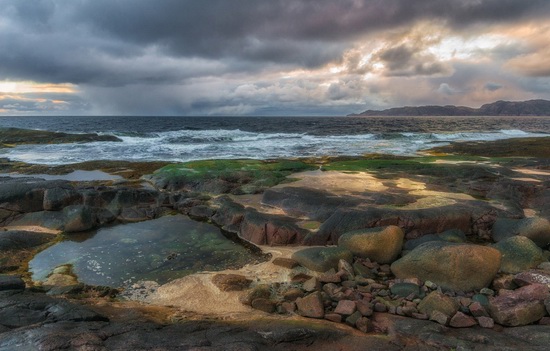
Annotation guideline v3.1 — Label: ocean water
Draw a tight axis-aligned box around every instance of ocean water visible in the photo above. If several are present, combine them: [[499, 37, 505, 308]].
[[1, 116, 549, 165]]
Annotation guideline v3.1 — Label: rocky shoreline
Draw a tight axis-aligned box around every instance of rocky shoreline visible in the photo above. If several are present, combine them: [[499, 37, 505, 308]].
[[1, 131, 550, 350]]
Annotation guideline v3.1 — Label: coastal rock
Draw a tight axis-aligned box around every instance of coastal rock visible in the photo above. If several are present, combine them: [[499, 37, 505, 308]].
[[62, 205, 97, 232], [0, 180, 68, 214], [391, 242, 501, 292], [449, 312, 477, 328], [262, 187, 362, 221], [513, 270, 550, 288], [337, 225, 404, 264], [492, 217, 550, 248], [488, 284, 549, 326], [390, 282, 422, 298], [417, 291, 460, 319], [403, 234, 442, 251], [210, 196, 246, 229], [43, 186, 81, 211], [292, 247, 353, 272], [239, 209, 308, 245], [493, 236, 545, 274], [0, 275, 25, 291], [295, 291, 325, 318], [308, 204, 493, 245], [0, 230, 53, 251]]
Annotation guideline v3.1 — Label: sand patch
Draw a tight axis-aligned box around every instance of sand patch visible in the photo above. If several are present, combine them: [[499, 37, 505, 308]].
[[276, 170, 388, 194], [148, 246, 310, 316]]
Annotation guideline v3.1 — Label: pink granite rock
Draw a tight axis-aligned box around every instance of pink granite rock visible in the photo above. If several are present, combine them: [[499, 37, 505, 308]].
[[334, 300, 356, 315], [488, 283, 549, 326], [449, 312, 477, 328]]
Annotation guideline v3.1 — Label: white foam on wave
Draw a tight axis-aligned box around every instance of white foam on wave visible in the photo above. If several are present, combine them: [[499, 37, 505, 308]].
[[2, 128, 546, 165]]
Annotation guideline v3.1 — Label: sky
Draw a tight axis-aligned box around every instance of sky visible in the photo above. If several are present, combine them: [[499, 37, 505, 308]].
[[1, 0, 550, 116]]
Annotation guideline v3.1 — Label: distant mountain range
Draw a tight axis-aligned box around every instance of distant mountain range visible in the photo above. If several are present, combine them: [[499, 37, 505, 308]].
[[349, 99, 550, 116]]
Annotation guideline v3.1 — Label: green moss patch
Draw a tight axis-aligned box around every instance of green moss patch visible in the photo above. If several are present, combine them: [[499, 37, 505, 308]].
[[150, 159, 317, 194]]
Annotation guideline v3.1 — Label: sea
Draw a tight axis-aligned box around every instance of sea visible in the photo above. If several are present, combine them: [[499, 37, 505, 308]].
[[1, 115, 549, 165]]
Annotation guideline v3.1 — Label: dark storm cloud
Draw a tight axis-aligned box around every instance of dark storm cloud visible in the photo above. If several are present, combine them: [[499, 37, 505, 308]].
[[1, 0, 550, 115], [2, 0, 549, 85]]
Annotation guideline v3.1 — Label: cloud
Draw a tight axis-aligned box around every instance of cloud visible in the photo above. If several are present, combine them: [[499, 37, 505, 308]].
[[485, 82, 503, 91], [1, 1, 550, 115]]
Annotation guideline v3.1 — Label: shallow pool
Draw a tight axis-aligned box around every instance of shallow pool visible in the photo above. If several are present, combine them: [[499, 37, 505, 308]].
[[29, 215, 265, 287]]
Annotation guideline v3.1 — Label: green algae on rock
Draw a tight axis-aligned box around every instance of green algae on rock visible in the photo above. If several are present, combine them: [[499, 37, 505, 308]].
[[144, 159, 316, 194]]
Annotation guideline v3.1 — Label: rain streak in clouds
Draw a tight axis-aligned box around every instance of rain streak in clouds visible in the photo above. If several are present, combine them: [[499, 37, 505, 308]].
[[1, 0, 550, 116]]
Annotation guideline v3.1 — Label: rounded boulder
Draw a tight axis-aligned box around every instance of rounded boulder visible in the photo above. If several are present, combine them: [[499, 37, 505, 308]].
[[493, 236, 545, 274], [391, 241, 501, 292], [338, 225, 404, 264], [292, 246, 353, 272]]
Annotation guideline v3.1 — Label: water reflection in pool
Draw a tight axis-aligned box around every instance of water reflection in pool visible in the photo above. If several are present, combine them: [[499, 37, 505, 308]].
[[29, 215, 265, 287]]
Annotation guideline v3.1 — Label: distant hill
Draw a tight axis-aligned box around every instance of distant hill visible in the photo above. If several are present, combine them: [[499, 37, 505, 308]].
[[349, 99, 550, 116]]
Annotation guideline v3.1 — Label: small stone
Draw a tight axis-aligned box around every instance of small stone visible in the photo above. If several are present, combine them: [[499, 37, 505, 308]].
[[283, 288, 304, 301], [280, 302, 296, 314], [425, 281, 437, 289], [539, 317, 550, 325], [469, 301, 489, 317], [388, 306, 397, 314], [319, 273, 341, 284], [418, 291, 459, 318], [356, 300, 373, 317], [291, 273, 313, 283], [390, 282, 421, 298], [412, 312, 429, 320], [334, 300, 356, 315], [302, 277, 321, 292], [430, 310, 450, 325], [241, 285, 271, 305], [341, 280, 357, 288], [538, 262, 550, 271], [251, 298, 276, 313], [271, 257, 299, 269], [374, 302, 387, 312], [338, 259, 355, 279], [356, 317, 371, 333], [345, 311, 362, 327], [477, 316, 495, 328], [401, 306, 417, 317], [324, 313, 342, 323], [450, 311, 477, 328], [296, 292, 325, 318], [492, 275, 517, 291], [472, 294, 489, 307], [480, 288, 495, 296]]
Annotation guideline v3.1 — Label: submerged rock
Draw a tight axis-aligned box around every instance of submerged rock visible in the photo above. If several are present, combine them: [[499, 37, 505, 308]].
[[391, 242, 501, 292], [337, 225, 404, 264]]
